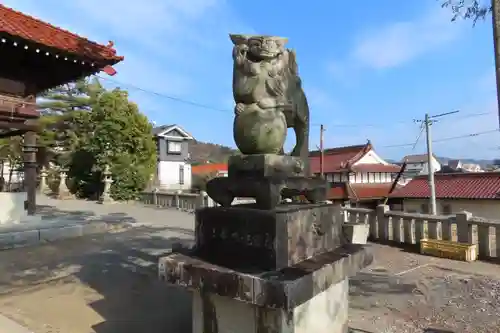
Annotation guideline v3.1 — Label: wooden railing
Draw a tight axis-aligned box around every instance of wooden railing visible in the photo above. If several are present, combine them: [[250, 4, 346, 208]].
[[342, 205, 500, 261], [141, 190, 255, 212]]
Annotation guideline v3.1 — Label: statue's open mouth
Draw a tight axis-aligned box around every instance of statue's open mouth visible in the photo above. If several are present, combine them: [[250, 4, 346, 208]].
[[259, 50, 275, 58]]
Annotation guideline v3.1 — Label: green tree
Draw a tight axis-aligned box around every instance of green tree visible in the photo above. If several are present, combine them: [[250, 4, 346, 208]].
[[441, 0, 492, 23], [76, 88, 156, 201], [36, 77, 103, 167], [0, 136, 23, 189]]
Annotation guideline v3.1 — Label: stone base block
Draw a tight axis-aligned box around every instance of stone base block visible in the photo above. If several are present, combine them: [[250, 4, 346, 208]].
[[195, 203, 343, 271], [206, 176, 328, 209], [159, 244, 372, 333], [343, 223, 370, 245], [192, 278, 348, 333], [228, 154, 306, 178]]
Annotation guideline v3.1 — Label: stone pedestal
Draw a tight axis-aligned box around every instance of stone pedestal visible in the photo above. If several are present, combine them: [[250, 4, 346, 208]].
[[160, 149, 371, 332], [191, 277, 348, 333], [160, 244, 370, 333], [159, 203, 372, 333], [206, 154, 329, 209], [195, 204, 343, 270]]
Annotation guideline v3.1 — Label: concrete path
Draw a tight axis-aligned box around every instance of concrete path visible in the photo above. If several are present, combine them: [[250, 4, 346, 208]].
[[0, 195, 194, 249]]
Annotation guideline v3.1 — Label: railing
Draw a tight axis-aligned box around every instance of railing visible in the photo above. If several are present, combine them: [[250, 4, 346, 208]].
[[141, 190, 255, 212], [342, 205, 500, 261]]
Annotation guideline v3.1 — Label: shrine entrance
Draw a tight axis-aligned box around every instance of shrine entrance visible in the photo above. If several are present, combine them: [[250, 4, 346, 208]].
[[0, 4, 123, 218]]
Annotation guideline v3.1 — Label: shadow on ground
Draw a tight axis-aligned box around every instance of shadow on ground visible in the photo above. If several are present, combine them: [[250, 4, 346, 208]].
[[35, 204, 138, 224], [0, 223, 194, 333], [349, 272, 417, 297]]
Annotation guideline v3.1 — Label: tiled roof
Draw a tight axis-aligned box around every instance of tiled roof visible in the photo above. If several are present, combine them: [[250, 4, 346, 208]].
[[350, 163, 402, 173], [152, 124, 174, 135], [351, 183, 395, 200], [192, 163, 228, 175], [0, 4, 123, 62], [402, 154, 438, 163], [328, 182, 395, 201], [389, 172, 500, 199], [310, 143, 371, 173]]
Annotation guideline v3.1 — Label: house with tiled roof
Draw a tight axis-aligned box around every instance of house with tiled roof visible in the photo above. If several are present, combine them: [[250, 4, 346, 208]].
[[192, 163, 228, 177], [389, 172, 500, 219], [402, 153, 441, 177], [152, 124, 194, 191], [309, 141, 402, 207]]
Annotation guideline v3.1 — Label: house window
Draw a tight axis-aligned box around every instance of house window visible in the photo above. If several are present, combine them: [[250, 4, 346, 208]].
[[442, 204, 452, 215], [168, 141, 182, 154], [179, 165, 184, 185]]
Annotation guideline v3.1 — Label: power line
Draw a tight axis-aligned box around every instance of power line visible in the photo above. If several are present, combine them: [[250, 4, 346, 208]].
[[95, 75, 232, 114], [96, 74, 497, 129], [411, 124, 425, 151], [383, 129, 500, 148]]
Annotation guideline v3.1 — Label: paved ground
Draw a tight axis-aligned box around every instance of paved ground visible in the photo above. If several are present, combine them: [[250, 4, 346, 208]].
[[0, 198, 500, 332]]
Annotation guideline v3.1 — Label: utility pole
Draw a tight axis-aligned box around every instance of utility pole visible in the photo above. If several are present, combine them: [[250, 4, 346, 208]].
[[424, 114, 437, 215], [320, 124, 325, 178], [492, 0, 500, 129], [415, 110, 459, 215]]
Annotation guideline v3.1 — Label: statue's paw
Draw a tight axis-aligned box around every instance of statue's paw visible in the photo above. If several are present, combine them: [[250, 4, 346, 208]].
[[235, 104, 245, 115]]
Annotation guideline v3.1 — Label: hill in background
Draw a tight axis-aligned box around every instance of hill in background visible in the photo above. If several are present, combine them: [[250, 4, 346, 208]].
[[189, 141, 496, 168], [188, 140, 237, 165]]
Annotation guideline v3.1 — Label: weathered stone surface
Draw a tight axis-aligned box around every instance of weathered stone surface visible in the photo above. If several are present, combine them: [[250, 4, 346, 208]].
[[158, 244, 372, 310], [343, 223, 370, 245], [228, 154, 305, 178], [206, 176, 328, 210], [191, 278, 349, 333], [194, 203, 343, 271], [233, 108, 287, 155], [230, 34, 310, 173]]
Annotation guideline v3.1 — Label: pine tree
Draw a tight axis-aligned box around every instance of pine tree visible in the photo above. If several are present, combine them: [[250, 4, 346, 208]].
[[36, 77, 103, 167]]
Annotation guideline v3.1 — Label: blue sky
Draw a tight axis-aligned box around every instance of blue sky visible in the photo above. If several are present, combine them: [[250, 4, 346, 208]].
[[5, 0, 499, 160]]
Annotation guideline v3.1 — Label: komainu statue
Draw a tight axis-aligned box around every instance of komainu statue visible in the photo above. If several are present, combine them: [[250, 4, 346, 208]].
[[204, 34, 327, 209], [230, 34, 310, 173]]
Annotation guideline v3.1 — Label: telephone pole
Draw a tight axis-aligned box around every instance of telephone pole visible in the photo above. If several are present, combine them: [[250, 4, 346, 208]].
[[320, 124, 325, 178], [492, 0, 500, 128], [415, 110, 459, 215], [424, 114, 437, 215]]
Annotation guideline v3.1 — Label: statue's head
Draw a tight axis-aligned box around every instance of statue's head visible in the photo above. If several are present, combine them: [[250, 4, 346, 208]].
[[230, 34, 288, 60]]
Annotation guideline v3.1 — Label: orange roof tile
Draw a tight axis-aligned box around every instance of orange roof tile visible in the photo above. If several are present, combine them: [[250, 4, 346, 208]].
[[310, 143, 372, 173], [0, 4, 123, 63], [327, 182, 395, 201], [390, 172, 500, 200], [192, 163, 228, 175]]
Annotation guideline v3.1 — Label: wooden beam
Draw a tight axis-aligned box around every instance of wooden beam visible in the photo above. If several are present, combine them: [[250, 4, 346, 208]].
[[0, 120, 38, 131], [0, 129, 27, 138]]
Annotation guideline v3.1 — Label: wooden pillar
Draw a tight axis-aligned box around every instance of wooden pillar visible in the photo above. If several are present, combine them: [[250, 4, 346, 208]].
[[23, 131, 37, 215]]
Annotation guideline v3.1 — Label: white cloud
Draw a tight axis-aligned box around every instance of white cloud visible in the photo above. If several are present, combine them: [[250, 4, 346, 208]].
[[328, 5, 464, 79], [352, 7, 461, 69]]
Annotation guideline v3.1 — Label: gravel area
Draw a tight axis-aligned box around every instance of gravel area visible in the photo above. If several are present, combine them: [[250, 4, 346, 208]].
[[349, 245, 500, 333]]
